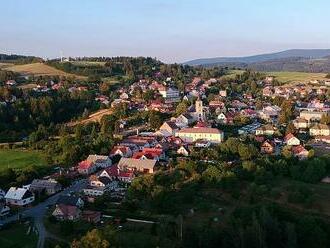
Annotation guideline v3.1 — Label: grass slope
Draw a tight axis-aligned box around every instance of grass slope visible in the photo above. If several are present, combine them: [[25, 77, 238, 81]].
[[0, 149, 46, 171], [4, 62, 86, 79]]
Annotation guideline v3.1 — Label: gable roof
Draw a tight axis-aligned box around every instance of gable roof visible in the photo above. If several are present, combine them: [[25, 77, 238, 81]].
[[57, 195, 83, 206], [118, 157, 156, 171], [5, 187, 33, 200]]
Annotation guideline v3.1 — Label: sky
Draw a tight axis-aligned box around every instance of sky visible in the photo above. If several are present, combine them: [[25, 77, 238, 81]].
[[0, 0, 330, 63]]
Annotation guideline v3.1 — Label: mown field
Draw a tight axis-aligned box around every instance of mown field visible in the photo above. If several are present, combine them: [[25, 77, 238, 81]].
[[0, 149, 46, 171], [3, 62, 86, 79]]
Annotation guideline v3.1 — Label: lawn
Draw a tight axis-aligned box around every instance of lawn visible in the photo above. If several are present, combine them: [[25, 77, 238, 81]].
[[0, 149, 46, 171], [0, 223, 38, 248]]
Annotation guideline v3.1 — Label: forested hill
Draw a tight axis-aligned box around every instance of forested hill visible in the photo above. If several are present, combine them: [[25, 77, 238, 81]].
[[0, 53, 43, 64], [184, 49, 330, 73]]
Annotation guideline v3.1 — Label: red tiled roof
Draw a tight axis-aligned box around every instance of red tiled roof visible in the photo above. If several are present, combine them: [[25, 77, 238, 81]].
[[78, 160, 93, 170]]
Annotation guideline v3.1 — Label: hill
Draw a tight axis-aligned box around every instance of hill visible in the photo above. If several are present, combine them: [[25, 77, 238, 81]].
[[184, 49, 330, 73], [184, 49, 330, 66], [3, 62, 86, 79]]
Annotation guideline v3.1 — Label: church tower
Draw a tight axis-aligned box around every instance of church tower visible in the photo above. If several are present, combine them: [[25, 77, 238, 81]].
[[195, 98, 205, 121]]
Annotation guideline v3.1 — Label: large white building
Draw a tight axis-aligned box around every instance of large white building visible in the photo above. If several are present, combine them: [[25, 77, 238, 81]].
[[176, 127, 224, 143], [5, 187, 35, 206]]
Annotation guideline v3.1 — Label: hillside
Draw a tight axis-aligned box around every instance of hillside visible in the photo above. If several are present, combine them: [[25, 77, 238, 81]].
[[3, 62, 86, 79], [184, 49, 330, 73]]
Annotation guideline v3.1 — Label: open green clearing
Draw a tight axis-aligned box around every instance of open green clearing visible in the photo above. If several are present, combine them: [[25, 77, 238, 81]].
[[0, 149, 46, 171], [267, 71, 327, 84], [0, 223, 38, 248]]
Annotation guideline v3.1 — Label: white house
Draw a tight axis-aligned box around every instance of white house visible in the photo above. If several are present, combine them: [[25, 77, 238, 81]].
[[86, 155, 112, 169], [310, 124, 330, 136], [175, 113, 194, 128], [5, 187, 35, 206], [284, 133, 300, 146]]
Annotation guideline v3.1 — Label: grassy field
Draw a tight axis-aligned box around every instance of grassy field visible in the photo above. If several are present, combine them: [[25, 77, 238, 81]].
[[3, 62, 86, 79], [0, 149, 46, 171], [266, 71, 327, 84], [222, 70, 327, 84], [0, 223, 37, 248]]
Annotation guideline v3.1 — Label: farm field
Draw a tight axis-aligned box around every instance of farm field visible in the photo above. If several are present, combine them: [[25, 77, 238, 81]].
[[0, 149, 46, 171], [3, 62, 86, 79]]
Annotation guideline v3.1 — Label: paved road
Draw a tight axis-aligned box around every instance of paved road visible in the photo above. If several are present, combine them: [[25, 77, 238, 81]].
[[0, 179, 87, 248]]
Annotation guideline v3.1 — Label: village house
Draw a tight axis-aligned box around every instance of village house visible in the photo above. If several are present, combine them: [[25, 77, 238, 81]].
[[260, 140, 275, 154], [52, 204, 81, 221], [29, 179, 62, 195], [217, 112, 235, 124], [158, 86, 180, 103], [82, 210, 101, 223], [293, 117, 309, 129], [175, 113, 194, 128], [258, 106, 281, 122], [132, 147, 165, 161], [110, 145, 133, 158], [56, 195, 84, 208], [86, 155, 112, 168], [176, 127, 224, 143], [255, 124, 277, 136], [310, 124, 330, 136], [0, 203, 10, 218], [118, 157, 156, 174], [159, 121, 179, 136], [77, 160, 98, 175], [284, 133, 300, 146], [5, 187, 35, 206], [177, 145, 190, 156], [299, 111, 326, 122], [0, 189, 5, 200], [291, 145, 309, 160], [98, 165, 134, 183]]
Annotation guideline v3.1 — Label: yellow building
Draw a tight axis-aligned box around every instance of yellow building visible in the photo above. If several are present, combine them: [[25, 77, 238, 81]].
[[176, 127, 224, 143]]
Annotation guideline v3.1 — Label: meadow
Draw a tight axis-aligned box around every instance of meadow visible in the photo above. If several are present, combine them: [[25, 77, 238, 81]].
[[0, 149, 46, 171]]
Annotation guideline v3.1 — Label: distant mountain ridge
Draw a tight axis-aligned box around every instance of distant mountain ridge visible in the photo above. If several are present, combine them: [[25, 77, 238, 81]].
[[184, 49, 330, 66]]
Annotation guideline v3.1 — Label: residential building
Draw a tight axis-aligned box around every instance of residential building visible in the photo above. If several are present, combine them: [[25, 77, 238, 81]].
[[82, 210, 101, 223], [260, 140, 275, 154], [159, 121, 179, 136], [56, 195, 84, 208], [177, 146, 190, 156], [176, 127, 224, 143], [52, 204, 81, 221], [118, 157, 156, 174], [293, 118, 309, 129], [310, 124, 330, 136], [284, 133, 300, 146], [110, 145, 133, 158], [29, 179, 62, 195], [255, 124, 277, 136], [292, 145, 309, 160], [86, 155, 112, 168], [98, 165, 134, 183], [5, 187, 35, 206]]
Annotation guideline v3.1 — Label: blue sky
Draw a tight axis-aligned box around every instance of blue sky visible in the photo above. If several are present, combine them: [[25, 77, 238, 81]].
[[0, 0, 329, 62]]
